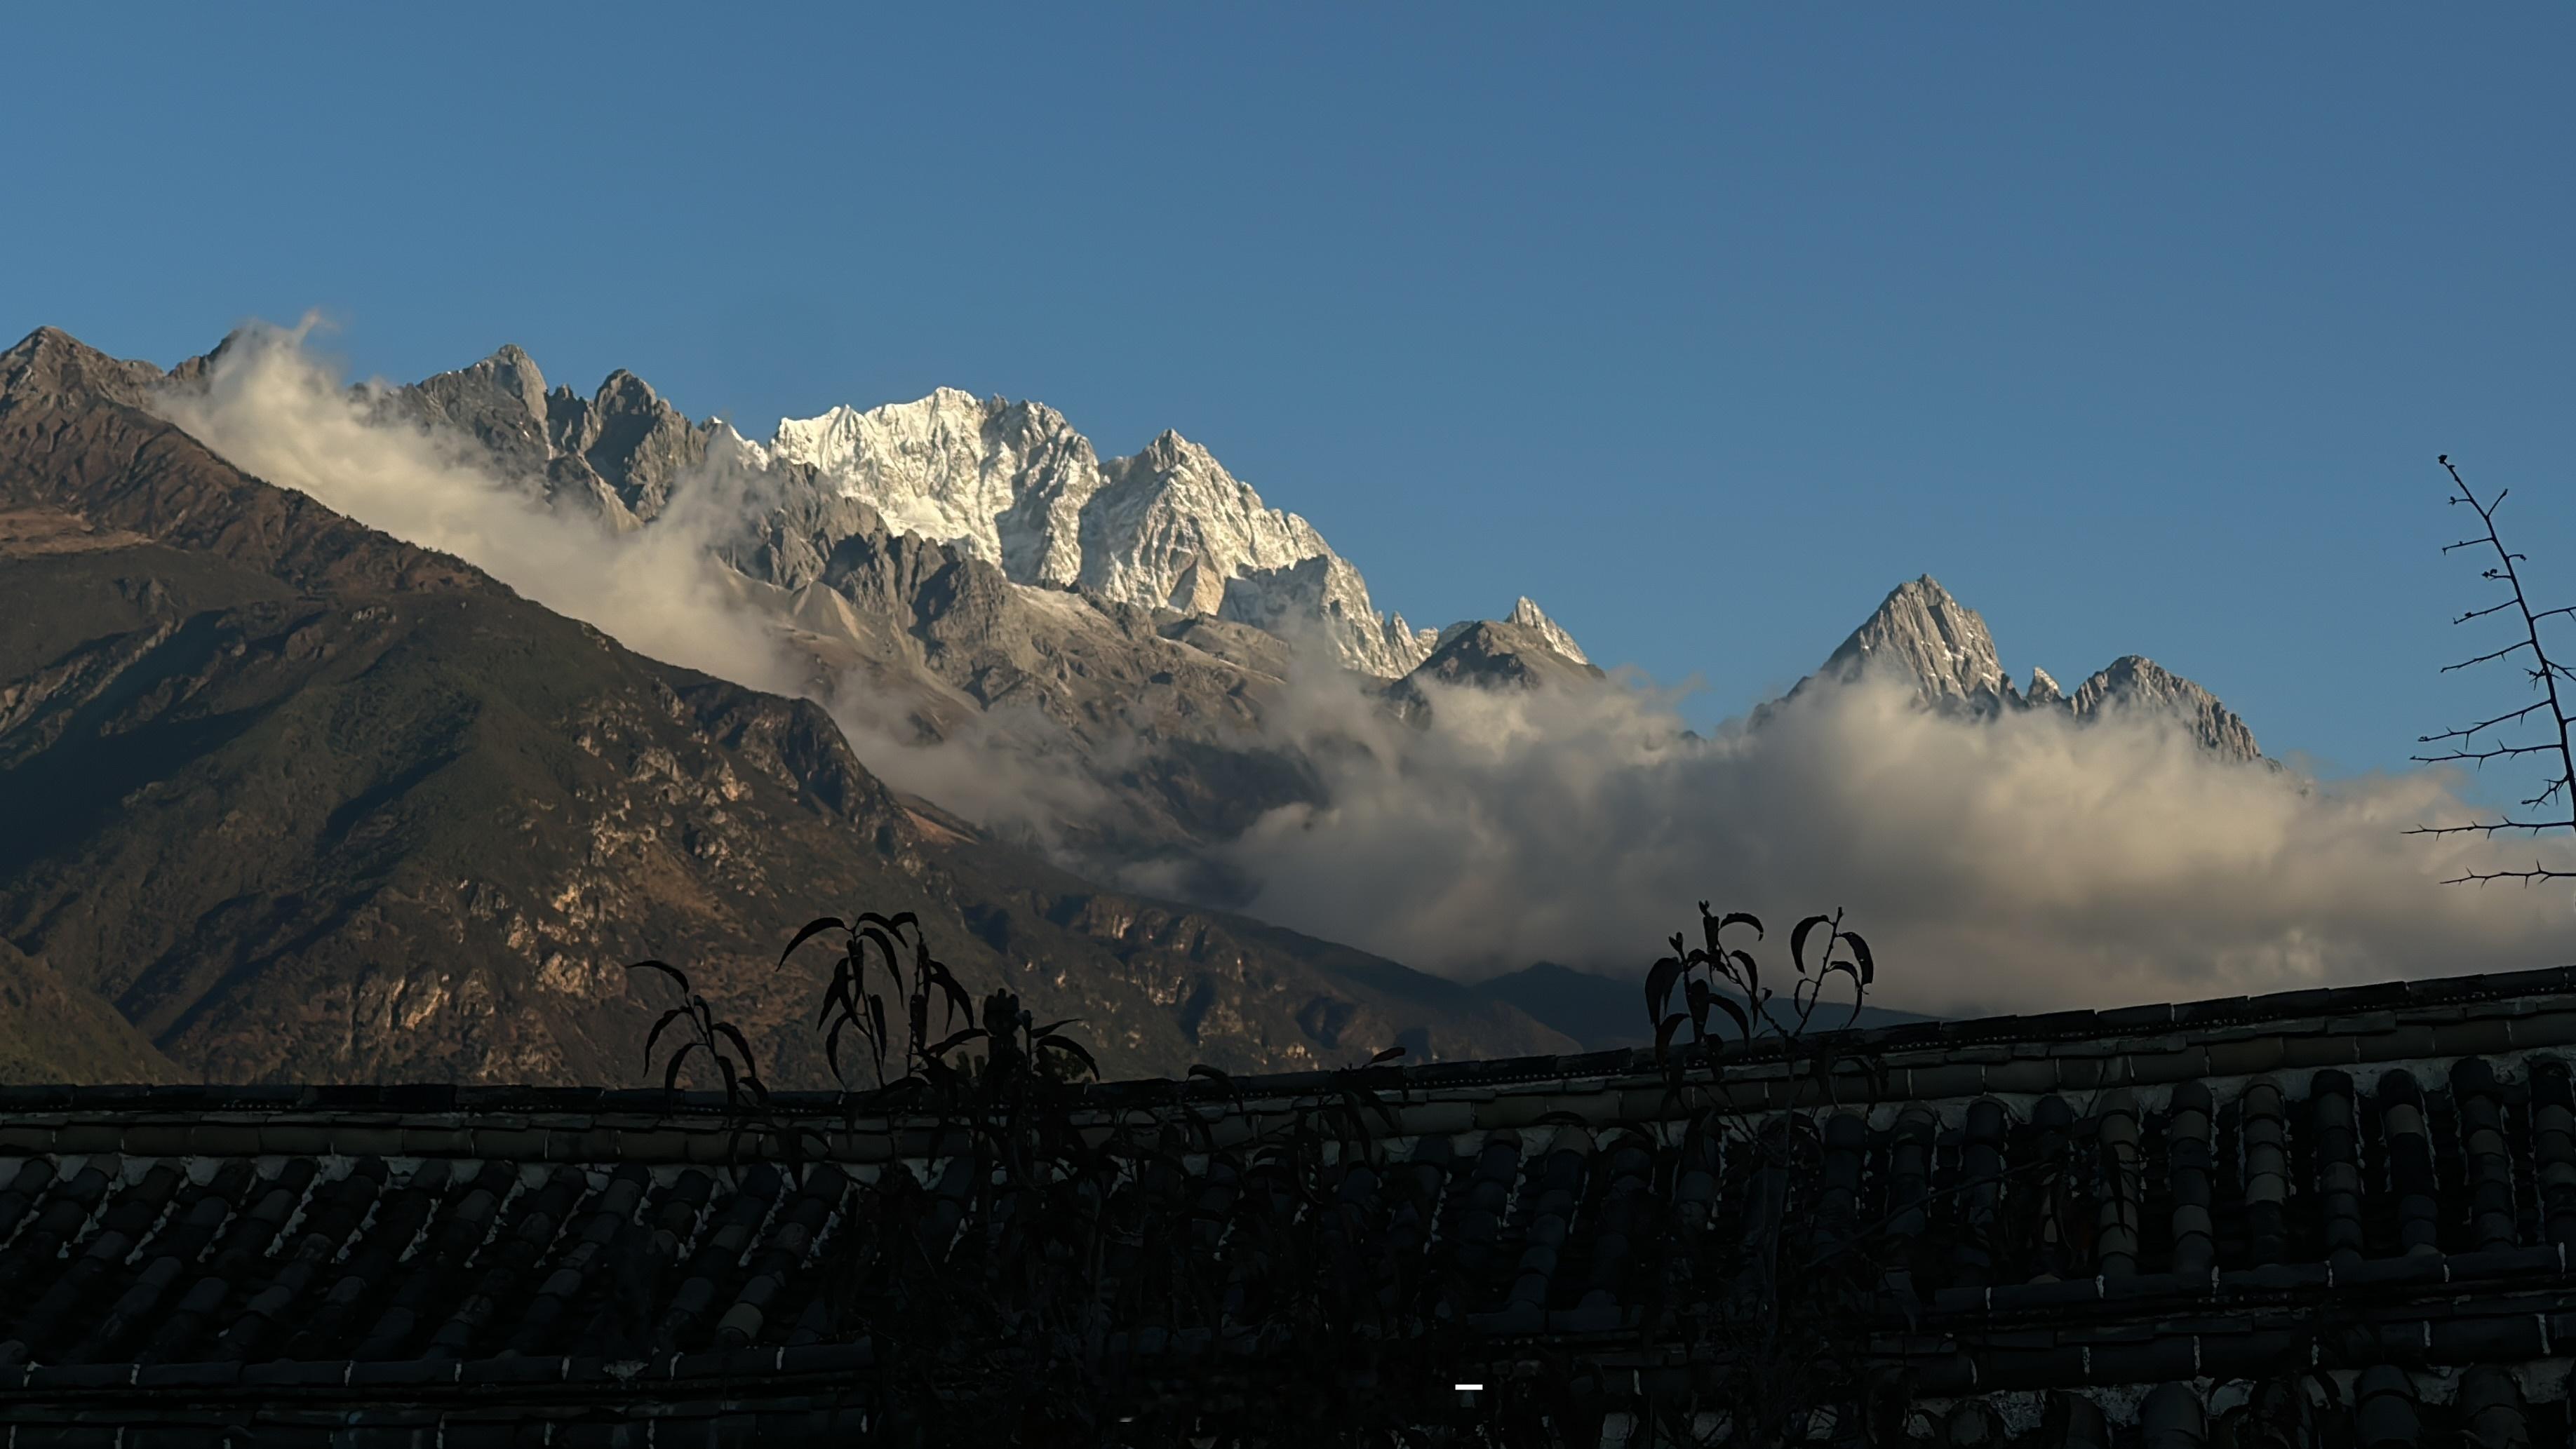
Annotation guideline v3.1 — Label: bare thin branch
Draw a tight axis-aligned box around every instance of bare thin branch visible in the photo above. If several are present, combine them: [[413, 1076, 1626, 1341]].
[[2413, 458, 2576, 878], [2417, 700, 2555, 745], [2439, 638, 2536, 674], [2413, 742, 2561, 766], [2440, 861, 2576, 886], [2406, 817, 2571, 838]]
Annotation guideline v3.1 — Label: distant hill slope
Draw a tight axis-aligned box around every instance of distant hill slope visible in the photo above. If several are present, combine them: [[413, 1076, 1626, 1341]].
[[1475, 960, 1931, 1054], [0, 328, 1574, 1085]]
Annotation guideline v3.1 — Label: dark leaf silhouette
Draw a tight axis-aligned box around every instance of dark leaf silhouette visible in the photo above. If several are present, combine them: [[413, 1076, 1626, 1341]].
[[625, 959, 690, 993], [1711, 990, 1752, 1040], [923, 1027, 988, 1060], [1653, 1010, 1691, 1060], [1842, 929, 1876, 985], [1645, 955, 1685, 1018], [775, 916, 846, 966], [1790, 913, 1833, 976]]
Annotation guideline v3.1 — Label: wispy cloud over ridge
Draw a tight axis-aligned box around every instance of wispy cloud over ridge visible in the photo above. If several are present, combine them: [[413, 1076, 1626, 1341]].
[[155, 318, 807, 698]]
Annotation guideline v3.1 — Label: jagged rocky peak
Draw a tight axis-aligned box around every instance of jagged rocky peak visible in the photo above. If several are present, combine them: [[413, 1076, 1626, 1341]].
[[1388, 616, 1609, 718], [1825, 574, 2010, 705], [547, 369, 713, 524], [2069, 655, 2264, 764], [0, 327, 167, 412], [1088, 427, 1332, 608], [1505, 597, 1589, 666], [1434, 599, 1591, 668], [376, 344, 716, 529], [1797, 574, 2268, 764], [394, 345, 555, 480], [475, 344, 550, 419], [1088, 429, 1421, 675]]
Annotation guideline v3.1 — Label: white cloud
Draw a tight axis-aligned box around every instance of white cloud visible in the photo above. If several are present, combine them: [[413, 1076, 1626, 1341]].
[[1209, 663, 2576, 1016]]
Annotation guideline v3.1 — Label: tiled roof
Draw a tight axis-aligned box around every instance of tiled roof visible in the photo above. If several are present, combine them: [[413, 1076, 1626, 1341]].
[[3, 966, 2576, 1444]]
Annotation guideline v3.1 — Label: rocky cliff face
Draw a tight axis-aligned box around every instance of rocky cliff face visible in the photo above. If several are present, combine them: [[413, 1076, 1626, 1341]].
[[1821, 574, 2013, 709], [382, 345, 718, 531], [2068, 654, 2265, 763], [0, 327, 1578, 1086]]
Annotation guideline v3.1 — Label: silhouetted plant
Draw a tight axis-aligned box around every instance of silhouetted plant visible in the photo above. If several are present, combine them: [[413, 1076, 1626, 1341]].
[[625, 959, 768, 1107], [774, 908, 1093, 1090], [1623, 903, 1897, 1446], [1645, 903, 1874, 1055], [2408, 455, 2576, 882]]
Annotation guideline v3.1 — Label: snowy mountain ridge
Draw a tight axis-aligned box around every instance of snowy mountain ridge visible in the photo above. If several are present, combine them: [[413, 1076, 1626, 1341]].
[[756, 387, 1508, 677]]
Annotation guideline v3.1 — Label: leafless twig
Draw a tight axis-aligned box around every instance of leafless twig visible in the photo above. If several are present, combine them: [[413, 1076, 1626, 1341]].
[[2405, 456, 2576, 883]]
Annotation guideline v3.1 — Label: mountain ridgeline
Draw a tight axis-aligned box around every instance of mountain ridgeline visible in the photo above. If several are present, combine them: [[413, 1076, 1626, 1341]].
[[384, 348, 1587, 682], [370, 344, 2268, 855], [0, 325, 2275, 1086], [1798, 574, 2267, 765]]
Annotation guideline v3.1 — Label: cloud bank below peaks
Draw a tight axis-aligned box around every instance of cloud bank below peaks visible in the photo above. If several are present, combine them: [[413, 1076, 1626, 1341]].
[[148, 321, 2576, 1021], [1205, 651, 2576, 1018]]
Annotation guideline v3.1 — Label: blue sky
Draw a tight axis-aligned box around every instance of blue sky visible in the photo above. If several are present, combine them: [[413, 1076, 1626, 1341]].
[[12, 7, 2573, 786]]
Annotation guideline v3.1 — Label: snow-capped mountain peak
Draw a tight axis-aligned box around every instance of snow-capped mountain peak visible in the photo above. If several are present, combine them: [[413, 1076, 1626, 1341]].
[[758, 391, 1444, 675], [763, 389, 1101, 587], [382, 348, 1580, 683]]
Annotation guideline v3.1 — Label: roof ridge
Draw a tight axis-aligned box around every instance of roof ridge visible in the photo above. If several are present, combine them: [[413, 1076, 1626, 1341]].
[[7, 964, 2575, 1124]]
